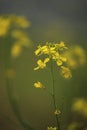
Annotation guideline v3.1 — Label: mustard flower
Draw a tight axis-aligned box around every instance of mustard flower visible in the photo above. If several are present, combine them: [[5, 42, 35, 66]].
[[34, 41, 72, 79], [34, 41, 68, 67], [35, 44, 56, 56], [61, 66, 72, 79], [34, 81, 45, 88], [54, 41, 68, 50], [54, 109, 61, 115], [34, 58, 50, 70]]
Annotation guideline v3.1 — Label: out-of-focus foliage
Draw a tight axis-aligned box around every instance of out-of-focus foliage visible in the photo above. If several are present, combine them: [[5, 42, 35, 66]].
[[34, 41, 72, 79], [64, 45, 86, 69], [72, 98, 87, 117], [0, 15, 32, 58]]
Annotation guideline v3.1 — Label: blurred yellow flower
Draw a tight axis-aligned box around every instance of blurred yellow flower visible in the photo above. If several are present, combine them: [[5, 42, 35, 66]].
[[11, 44, 22, 58], [15, 16, 31, 28], [64, 45, 86, 69], [34, 81, 45, 88], [11, 30, 31, 47], [61, 66, 72, 79], [72, 98, 87, 117], [34, 58, 50, 70], [0, 17, 10, 36]]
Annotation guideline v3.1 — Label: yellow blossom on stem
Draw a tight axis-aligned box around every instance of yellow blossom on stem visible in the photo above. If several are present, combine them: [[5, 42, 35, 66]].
[[34, 58, 50, 70], [34, 41, 72, 79], [54, 109, 61, 115], [34, 81, 45, 88], [61, 66, 72, 79], [47, 127, 57, 130]]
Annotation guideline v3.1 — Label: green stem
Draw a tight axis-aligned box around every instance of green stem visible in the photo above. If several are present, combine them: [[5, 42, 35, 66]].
[[50, 60, 60, 130]]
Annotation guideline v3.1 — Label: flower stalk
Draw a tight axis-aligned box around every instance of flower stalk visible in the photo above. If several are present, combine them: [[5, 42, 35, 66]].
[[50, 60, 60, 130]]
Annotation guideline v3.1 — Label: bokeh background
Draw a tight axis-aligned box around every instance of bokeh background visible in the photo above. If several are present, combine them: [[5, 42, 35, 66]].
[[0, 0, 87, 130]]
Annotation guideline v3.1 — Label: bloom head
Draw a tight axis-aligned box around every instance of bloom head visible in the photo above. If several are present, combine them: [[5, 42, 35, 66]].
[[34, 41, 72, 79]]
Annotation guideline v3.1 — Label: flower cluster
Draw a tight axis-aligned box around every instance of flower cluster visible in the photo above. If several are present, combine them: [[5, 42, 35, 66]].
[[0, 15, 31, 58], [34, 41, 72, 79], [64, 45, 86, 69]]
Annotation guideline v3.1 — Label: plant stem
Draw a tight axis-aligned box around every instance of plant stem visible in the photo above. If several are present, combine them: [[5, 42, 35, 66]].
[[50, 60, 60, 130]]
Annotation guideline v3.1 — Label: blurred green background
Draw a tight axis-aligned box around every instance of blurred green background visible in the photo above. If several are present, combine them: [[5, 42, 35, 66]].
[[0, 0, 87, 130]]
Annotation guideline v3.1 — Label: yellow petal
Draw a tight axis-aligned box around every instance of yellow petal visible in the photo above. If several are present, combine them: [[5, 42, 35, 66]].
[[56, 60, 62, 66], [34, 81, 45, 88], [44, 58, 50, 63]]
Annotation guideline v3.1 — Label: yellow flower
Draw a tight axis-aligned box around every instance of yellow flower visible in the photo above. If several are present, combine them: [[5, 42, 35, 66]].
[[61, 66, 72, 79], [35, 44, 56, 56], [0, 17, 10, 36], [34, 42, 71, 76], [54, 109, 61, 115], [52, 52, 59, 60], [47, 127, 57, 130], [72, 98, 87, 117], [64, 45, 86, 69], [34, 58, 50, 70], [56, 60, 63, 66], [55, 41, 68, 50], [56, 56, 67, 66], [11, 44, 22, 58], [34, 81, 45, 88], [11, 30, 31, 47], [34, 45, 42, 55]]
